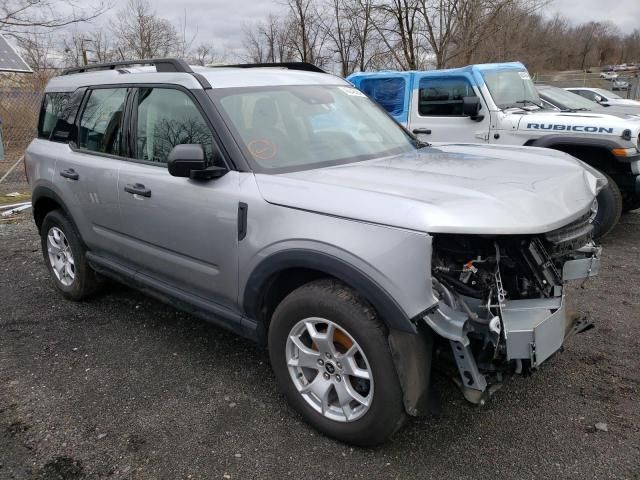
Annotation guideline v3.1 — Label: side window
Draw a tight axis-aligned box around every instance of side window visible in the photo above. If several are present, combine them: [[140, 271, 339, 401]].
[[418, 77, 476, 116], [577, 90, 596, 101], [49, 88, 85, 144], [38, 93, 70, 139], [359, 77, 406, 116], [135, 88, 214, 164], [78, 88, 127, 155]]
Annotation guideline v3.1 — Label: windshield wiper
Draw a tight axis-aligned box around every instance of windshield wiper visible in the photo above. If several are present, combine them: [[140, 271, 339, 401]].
[[415, 140, 430, 149], [561, 107, 591, 112], [515, 99, 543, 108]]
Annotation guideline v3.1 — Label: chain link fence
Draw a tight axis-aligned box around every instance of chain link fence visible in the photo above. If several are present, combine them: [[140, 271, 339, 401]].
[[0, 74, 44, 197]]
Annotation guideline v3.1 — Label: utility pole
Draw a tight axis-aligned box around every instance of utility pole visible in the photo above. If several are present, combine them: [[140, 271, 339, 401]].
[[82, 38, 89, 66]]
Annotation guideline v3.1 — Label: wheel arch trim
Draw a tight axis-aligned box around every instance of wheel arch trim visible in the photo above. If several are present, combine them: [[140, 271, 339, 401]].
[[243, 249, 418, 335], [525, 135, 625, 153], [32, 186, 73, 231]]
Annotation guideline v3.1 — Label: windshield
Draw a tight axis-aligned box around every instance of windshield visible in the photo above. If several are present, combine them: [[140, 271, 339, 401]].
[[593, 88, 622, 99], [481, 68, 541, 109], [539, 87, 598, 110], [211, 85, 417, 173]]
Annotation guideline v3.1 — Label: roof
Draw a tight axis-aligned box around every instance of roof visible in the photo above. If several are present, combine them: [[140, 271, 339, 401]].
[[45, 65, 349, 93], [348, 62, 525, 81]]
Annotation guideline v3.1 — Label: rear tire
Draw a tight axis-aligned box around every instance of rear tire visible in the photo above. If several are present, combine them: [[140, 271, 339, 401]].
[[268, 279, 405, 446], [591, 174, 622, 239], [40, 210, 100, 301]]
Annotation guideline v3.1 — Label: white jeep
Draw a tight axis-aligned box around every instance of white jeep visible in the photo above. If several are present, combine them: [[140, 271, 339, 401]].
[[348, 62, 640, 237]]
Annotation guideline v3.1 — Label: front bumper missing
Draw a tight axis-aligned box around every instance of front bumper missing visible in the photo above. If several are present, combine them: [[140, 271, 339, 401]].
[[502, 296, 567, 367], [423, 243, 601, 402], [503, 246, 601, 367]]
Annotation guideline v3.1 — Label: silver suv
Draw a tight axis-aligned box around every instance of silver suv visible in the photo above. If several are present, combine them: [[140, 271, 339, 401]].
[[26, 59, 603, 446]]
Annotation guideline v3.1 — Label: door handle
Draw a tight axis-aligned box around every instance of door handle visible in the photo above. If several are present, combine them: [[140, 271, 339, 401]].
[[124, 183, 152, 198], [59, 168, 79, 180], [412, 128, 432, 135]]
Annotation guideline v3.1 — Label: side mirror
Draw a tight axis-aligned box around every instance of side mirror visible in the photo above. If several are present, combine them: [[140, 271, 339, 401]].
[[462, 96, 483, 120], [167, 144, 226, 180], [594, 95, 603, 103]]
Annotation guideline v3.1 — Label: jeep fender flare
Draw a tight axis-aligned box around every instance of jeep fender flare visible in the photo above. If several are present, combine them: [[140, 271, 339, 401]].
[[525, 135, 624, 152]]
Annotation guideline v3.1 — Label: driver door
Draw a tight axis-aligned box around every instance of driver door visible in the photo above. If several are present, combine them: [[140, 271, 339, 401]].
[[408, 74, 490, 143]]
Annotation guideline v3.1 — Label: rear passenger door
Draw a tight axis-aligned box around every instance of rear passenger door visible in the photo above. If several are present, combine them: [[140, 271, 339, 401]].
[[408, 75, 490, 143], [52, 87, 128, 252], [116, 86, 240, 309]]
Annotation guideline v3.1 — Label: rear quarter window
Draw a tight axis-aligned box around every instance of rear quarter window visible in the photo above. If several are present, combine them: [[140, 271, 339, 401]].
[[359, 77, 406, 116], [38, 93, 70, 139]]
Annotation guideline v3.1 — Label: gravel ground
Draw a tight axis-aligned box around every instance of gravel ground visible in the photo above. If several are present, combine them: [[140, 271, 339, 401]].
[[1, 214, 639, 480]]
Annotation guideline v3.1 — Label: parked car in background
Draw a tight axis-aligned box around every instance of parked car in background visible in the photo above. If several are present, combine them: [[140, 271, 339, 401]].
[[537, 84, 640, 120], [349, 62, 640, 236], [566, 87, 640, 107], [26, 58, 604, 446], [612, 79, 630, 91], [600, 71, 618, 80]]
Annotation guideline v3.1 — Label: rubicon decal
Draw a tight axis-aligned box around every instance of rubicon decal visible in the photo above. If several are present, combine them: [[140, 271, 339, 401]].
[[526, 123, 614, 134]]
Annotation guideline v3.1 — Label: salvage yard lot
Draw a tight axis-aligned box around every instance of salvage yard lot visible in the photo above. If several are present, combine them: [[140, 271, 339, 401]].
[[1, 215, 639, 480]]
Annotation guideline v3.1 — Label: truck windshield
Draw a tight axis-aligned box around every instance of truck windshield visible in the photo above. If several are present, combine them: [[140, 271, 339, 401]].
[[540, 87, 598, 110], [592, 88, 622, 100], [481, 68, 542, 109], [211, 85, 417, 173]]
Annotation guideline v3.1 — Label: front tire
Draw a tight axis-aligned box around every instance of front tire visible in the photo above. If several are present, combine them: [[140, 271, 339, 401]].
[[40, 210, 99, 301], [591, 174, 622, 239], [268, 279, 405, 446]]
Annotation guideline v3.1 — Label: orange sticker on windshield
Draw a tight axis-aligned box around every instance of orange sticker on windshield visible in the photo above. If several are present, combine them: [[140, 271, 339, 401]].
[[248, 139, 277, 161]]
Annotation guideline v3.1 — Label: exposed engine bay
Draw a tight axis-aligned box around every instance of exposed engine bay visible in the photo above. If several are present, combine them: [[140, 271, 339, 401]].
[[425, 214, 601, 404]]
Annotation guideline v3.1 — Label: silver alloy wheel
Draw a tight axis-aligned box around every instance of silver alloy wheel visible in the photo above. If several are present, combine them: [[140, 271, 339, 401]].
[[286, 317, 374, 423], [47, 227, 75, 287], [589, 198, 599, 223]]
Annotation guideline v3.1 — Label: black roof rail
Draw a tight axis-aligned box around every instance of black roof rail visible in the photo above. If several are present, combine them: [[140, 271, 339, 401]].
[[61, 58, 193, 75], [211, 62, 326, 73], [60, 58, 212, 89]]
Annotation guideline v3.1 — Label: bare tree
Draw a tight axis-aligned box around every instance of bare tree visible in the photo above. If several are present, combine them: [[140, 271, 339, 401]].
[[190, 43, 227, 66], [286, 0, 329, 66], [243, 24, 267, 62], [574, 22, 605, 71], [322, 0, 358, 75], [1, 0, 109, 33], [243, 14, 295, 64], [111, 0, 178, 59], [417, 0, 460, 69], [371, 0, 423, 70], [15, 30, 57, 71]]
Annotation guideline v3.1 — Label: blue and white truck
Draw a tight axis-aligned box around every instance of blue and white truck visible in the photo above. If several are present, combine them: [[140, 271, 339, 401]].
[[348, 62, 640, 237]]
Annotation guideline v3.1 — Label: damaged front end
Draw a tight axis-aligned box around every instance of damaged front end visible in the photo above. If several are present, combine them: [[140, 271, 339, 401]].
[[424, 214, 601, 404]]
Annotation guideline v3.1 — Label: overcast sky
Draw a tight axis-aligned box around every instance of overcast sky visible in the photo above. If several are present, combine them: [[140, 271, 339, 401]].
[[91, 0, 640, 55]]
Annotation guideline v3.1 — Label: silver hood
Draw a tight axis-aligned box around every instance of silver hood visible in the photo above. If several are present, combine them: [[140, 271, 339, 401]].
[[255, 144, 603, 235]]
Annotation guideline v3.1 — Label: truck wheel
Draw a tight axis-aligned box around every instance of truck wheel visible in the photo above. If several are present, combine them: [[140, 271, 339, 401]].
[[40, 210, 100, 301], [590, 174, 622, 239], [268, 279, 405, 446]]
